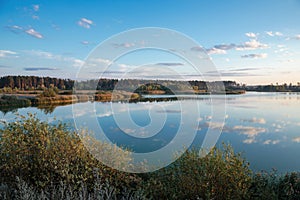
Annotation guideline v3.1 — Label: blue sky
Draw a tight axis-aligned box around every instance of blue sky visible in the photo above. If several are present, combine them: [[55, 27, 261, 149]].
[[0, 0, 300, 84]]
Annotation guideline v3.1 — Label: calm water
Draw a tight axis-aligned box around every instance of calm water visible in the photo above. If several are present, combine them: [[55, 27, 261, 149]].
[[1, 92, 300, 173]]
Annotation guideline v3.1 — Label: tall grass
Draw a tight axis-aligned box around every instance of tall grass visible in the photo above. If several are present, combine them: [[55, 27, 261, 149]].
[[0, 176, 146, 200]]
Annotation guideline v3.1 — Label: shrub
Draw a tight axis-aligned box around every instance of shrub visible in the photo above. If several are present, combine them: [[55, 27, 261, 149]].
[[0, 114, 141, 194], [249, 170, 300, 199], [2, 114, 300, 199], [2, 87, 13, 93], [144, 145, 252, 199], [278, 172, 300, 199], [40, 88, 58, 97], [249, 170, 279, 199]]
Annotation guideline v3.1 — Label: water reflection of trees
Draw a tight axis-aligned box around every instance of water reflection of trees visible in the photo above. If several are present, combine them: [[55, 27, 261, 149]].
[[0, 106, 19, 115], [37, 105, 57, 114], [0, 104, 58, 115]]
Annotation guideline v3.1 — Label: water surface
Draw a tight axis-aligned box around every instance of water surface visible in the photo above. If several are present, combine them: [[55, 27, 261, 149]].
[[1, 92, 300, 173]]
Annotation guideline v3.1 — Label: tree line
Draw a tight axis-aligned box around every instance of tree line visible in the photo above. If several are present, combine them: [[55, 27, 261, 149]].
[[2, 75, 299, 92], [0, 76, 238, 91], [50, 78, 239, 92], [246, 83, 300, 92], [0, 76, 74, 90]]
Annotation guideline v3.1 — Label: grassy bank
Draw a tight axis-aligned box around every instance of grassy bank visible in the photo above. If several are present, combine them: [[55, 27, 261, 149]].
[[0, 87, 245, 107], [0, 89, 141, 109], [0, 115, 299, 199]]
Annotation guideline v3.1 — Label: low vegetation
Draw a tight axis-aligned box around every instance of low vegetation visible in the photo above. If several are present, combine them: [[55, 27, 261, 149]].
[[0, 114, 300, 199], [0, 95, 31, 107], [249, 170, 300, 199], [144, 146, 252, 199], [0, 114, 142, 199], [39, 87, 59, 97]]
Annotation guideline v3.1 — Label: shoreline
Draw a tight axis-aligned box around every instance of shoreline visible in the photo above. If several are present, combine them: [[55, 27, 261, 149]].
[[2, 89, 299, 109]]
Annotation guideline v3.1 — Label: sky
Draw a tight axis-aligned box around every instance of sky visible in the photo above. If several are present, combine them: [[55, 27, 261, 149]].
[[0, 0, 300, 85]]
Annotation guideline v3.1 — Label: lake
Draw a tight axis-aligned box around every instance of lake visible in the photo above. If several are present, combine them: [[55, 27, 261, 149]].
[[1, 92, 300, 173]]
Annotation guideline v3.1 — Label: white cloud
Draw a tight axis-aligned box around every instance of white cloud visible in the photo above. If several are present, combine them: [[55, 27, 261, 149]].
[[229, 125, 267, 144], [195, 127, 202, 131], [266, 31, 273, 36], [266, 31, 283, 37], [116, 63, 135, 71], [236, 39, 268, 51], [78, 21, 89, 29], [205, 115, 212, 120], [273, 140, 280, 144], [245, 32, 257, 38], [78, 18, 93, 29], [197, 117, 203, 122], [123, 128, 135, 134], [25, 28, 43, 39], [12, 25, 22, 29], [272, 123, 283, 130], [112, 43, 135, 48], [0, 50, 17, 58], [97, 111, 113, 118], [294, 35, 300, 40], [241, 53, 267, 59], [33, 5, 39, 11], [25, 50, 54, 58], [214, 123, 267, 144], [263, 140, 271, 145], [292, 137, 300, 143], [32, 15, 39, 20], [73, 59, 85, 67], [207, 48, 227, 55], [205, 122, 225, 129], [243, 138, 256, 144], [263, 139, 280, 145], [81, 18, 93, 25], [232, 125, 266, 137], [275, 46, 289, 53], [123, 43, 134, 48], [93, 58, 112, 65], [242, 117, 266, 124], [81, 41, 89, 45], [24, 50, 84, 68], [7, 25, 23, 33], [83, 58, 138, 74], [117, 63, 129, 68], [206, 38, 268, 54]]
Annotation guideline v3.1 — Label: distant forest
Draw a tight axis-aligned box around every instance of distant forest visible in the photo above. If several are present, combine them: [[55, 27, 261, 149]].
[[0, 75, 234, 91], [0, 76, 74, 90], [0, 75, 299, 92]]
